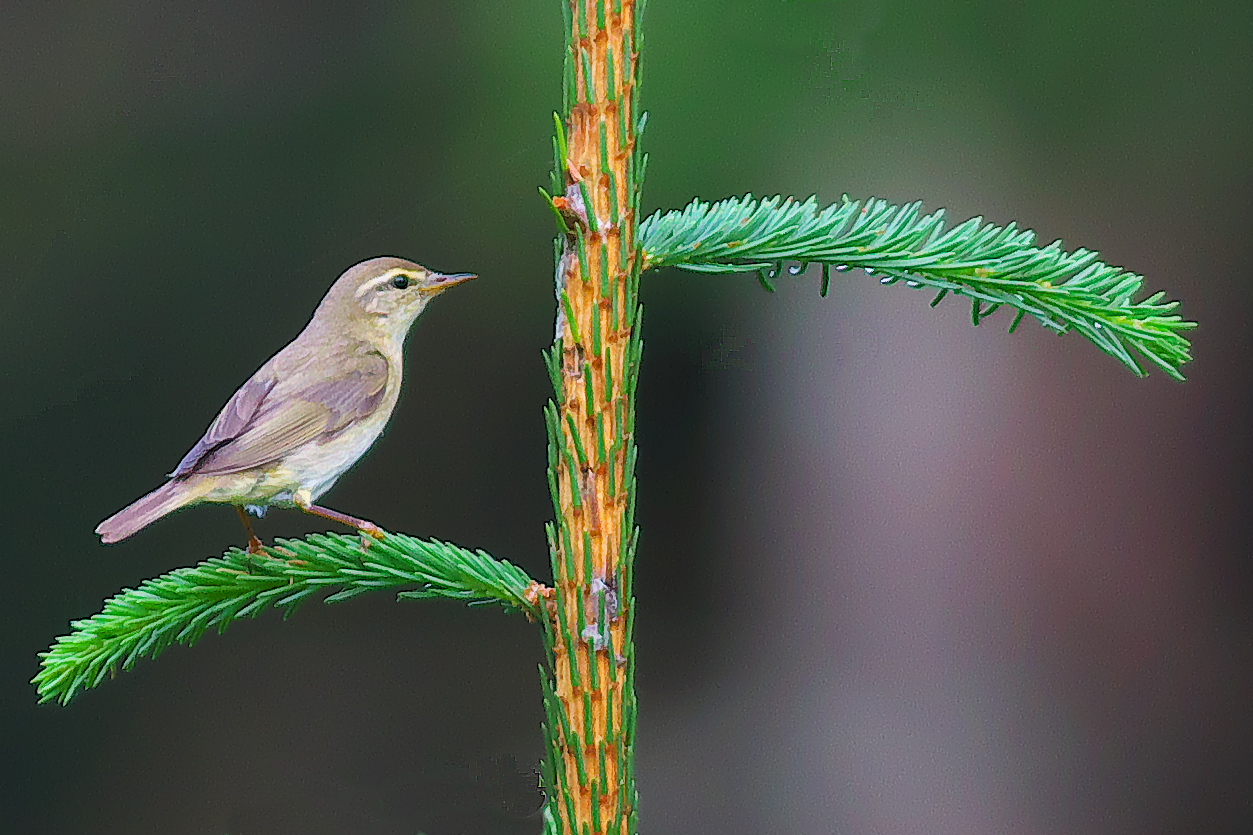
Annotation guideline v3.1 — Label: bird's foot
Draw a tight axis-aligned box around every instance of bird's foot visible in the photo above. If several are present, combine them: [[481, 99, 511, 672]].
[[297, 501, 385, 547], [357, 522, 386, 549], [236, 506, 266, 555]]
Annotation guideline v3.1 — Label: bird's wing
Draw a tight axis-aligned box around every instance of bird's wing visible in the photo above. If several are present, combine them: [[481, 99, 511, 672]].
[[169, 372, 278, 477], [170, 352, 391, 478]]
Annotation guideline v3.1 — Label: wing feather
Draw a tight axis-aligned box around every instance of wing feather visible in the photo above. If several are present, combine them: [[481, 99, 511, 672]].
[[170, 373, 276, 477], [171, 351, 390, 477]]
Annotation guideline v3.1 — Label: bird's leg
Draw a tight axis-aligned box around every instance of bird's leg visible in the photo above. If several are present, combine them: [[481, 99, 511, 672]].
[[235, 506, 266, 555], [294, 493, 386, 541]]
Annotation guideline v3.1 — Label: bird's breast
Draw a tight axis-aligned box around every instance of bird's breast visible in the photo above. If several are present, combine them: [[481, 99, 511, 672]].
[[284, 404, 395, 500]]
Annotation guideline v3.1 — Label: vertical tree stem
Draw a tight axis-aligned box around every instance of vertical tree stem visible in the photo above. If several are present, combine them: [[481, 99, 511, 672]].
[[541, 1, 643, 833]]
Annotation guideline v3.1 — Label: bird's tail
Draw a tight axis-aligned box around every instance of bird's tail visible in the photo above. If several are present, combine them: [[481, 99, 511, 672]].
[[95, 479, 207, 544]]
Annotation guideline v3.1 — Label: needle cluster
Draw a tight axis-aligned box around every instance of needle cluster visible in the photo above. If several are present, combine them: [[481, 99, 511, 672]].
[[640, 194, 1195, 380], [34, 533, 539, 705]]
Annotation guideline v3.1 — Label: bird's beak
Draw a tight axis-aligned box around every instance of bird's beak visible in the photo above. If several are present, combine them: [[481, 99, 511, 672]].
[[425, 272, 478, 293]]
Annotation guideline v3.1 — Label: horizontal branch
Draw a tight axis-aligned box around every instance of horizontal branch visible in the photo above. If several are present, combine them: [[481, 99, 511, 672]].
[[35, 533, 542, 705], [639, 194, 1195, 380]]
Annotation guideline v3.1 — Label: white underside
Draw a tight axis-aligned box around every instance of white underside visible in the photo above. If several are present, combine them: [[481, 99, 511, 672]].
[[200, 407, 392, 510]]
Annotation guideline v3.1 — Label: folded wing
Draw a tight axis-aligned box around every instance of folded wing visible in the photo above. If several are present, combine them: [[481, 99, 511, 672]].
[[170, 351, 390, 478]]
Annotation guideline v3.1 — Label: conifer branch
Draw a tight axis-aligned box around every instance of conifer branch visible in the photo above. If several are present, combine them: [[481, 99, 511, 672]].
[[542, 1, 643, 833], [640, 194, 1195, 380], [34, 533, 541, 705]]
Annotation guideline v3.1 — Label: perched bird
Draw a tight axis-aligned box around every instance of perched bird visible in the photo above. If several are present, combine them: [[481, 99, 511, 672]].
[[96, 257, 476, 552]]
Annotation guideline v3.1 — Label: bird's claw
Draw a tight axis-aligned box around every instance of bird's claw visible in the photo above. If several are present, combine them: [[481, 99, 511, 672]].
[[358, 523, 386, 549]]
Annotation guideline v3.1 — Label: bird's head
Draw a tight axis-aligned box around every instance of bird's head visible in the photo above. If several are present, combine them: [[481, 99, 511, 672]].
[[316, 256, 477, 341]]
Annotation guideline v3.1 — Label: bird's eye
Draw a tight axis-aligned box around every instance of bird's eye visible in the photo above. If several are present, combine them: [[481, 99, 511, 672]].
[[390, 274, 410, 290]]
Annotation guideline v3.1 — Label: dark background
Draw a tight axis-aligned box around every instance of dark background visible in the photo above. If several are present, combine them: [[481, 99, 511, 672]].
[[4, 1, 1251, 833]]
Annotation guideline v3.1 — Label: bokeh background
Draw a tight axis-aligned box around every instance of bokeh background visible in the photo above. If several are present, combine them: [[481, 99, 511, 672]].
[[3, 1, 1251, 833]]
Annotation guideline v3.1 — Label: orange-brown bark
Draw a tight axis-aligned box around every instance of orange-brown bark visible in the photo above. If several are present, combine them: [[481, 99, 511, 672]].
[[549, 2, 639, 833]]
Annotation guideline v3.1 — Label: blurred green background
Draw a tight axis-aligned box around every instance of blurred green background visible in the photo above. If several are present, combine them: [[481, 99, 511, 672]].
[[3, 1, 1251, 833]]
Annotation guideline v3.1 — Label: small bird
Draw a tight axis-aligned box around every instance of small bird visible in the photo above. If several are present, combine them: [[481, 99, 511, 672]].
[[96, 257, 476, 552]]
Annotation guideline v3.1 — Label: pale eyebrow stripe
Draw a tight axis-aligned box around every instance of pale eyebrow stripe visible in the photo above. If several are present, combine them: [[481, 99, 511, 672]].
[[355, 270, 408, 298]]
